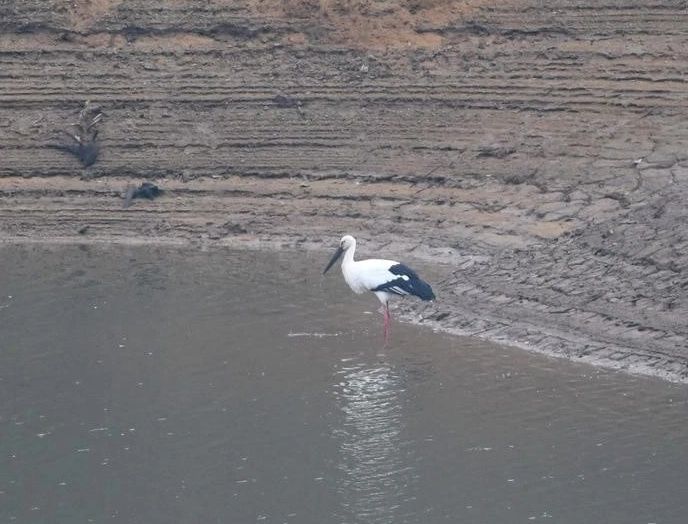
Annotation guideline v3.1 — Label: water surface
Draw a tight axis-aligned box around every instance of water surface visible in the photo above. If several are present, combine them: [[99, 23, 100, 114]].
[[1, 245, 687, 523]]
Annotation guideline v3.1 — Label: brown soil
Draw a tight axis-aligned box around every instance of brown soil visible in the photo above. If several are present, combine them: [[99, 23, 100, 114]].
[[2, 0, 688, 381]]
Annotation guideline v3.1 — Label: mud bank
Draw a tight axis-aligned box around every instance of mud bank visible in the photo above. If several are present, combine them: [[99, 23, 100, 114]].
[[1, 1, 687, 382]]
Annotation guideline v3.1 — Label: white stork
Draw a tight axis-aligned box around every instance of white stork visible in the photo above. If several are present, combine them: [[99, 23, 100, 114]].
[[323, 235, 435, 343]]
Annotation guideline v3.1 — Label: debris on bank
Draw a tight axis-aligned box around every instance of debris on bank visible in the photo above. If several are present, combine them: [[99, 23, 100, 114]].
[[51, 101, 103, 167], [122, 182, 163, 209], [273, 94, 305, 118]]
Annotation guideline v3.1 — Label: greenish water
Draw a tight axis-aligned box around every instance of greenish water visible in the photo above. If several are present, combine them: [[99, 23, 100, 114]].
[[1, 244, 687, 523]]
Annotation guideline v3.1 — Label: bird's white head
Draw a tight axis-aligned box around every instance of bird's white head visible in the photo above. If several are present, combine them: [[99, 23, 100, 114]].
[[323, 234, 356, 274], [339, 235, 356, 251]]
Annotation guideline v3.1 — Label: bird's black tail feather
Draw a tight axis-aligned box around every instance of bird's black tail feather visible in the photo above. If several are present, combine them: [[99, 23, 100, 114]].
[[411, 278, 436, 301], [373, 263, 436, 301]]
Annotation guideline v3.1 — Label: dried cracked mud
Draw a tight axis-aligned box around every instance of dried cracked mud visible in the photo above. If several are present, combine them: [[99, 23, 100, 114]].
[[1, 1, 687, 381]]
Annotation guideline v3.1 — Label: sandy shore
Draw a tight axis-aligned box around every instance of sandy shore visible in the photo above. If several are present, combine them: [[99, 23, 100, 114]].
[[1, 0, 687, 382]]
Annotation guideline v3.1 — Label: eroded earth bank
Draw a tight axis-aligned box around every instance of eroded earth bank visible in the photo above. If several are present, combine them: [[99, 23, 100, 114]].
[[1, 1, 687, 381]]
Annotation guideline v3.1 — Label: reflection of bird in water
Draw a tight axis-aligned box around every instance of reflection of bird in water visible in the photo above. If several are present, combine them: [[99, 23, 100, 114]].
[[335, 363, 414, 524], [122, 182, 163, 209], [323, 235, 435, 343]]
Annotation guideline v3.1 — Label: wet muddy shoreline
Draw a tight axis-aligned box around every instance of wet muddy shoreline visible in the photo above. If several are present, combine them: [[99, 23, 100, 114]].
[[2, 1, 687, 382]]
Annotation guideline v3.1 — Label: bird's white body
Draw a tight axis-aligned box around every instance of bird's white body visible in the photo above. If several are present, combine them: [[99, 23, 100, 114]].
[[340, 247, 399, 303]]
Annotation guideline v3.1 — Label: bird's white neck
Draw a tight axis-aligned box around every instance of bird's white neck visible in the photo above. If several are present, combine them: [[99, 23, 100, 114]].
[[342, 243, 356, 268]]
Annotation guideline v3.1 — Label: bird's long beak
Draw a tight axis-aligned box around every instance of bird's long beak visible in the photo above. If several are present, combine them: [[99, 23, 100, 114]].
[[323, 246, 344, 274]]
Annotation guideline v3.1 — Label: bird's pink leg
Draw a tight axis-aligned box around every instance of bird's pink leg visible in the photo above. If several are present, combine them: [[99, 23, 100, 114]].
[[383, 302, 391, 345]]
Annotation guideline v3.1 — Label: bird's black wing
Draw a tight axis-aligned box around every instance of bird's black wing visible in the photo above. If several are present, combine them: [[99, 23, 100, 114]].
[[372, 264, 435, 301]]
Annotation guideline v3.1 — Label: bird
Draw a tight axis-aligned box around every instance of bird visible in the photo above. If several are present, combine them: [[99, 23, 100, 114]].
[[323, 235, 435, 343]]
